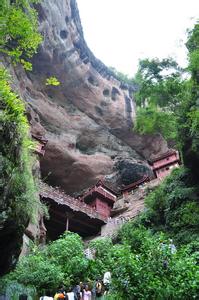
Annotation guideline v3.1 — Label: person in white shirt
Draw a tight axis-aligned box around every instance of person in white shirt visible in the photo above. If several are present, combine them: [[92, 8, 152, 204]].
[[169, 239, 177, 254], [103, 271, 111, 295], [67, 287, 75, 300], [103, 271, 111, 285]]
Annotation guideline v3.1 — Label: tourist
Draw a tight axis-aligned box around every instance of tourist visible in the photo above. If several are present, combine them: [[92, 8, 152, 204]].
[[73, 283, 81, 300], [54, 286, 67, 300], [91, 280, 96, 300], [160, 239, 169, 268], [160, 239, 177, 254], [83, 285, 91, 300], [169, 239, 177, 254], [40, 291, 54, 299], [67, 287, 75, 300], [91, 278, 102, 300], [103, 271, 111, 294], [39, 293, 53, 300], [79, 282, 85, 300], [95, 279, 103, 299], [160, 239, 177, 269]]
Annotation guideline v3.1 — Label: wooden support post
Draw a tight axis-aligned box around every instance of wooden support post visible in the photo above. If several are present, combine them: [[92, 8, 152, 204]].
[[66, 217, 69, 231]]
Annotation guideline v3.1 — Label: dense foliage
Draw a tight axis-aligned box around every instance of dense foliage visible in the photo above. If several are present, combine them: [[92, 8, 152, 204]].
[[0, 232, 87, 295], [135, 105, 177, 140], [0, 0, 42, 70], [0, 67, 42, 275], [134, 57, 186, 143], [111, 225, 199, 299], [0, 67, 40, 222], [177, 23, 199, 178], [0, 0, 42, 276], [1, 224, 198, 299], [141, 168, 199, 245]]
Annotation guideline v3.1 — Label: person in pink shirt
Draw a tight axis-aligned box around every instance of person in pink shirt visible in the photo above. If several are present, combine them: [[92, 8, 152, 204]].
[[83, 285, 91, 300]]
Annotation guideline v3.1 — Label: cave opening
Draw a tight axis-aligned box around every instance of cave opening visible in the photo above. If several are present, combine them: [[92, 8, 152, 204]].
[[103, 89, 110, 96], [60, 30, 68, 39]]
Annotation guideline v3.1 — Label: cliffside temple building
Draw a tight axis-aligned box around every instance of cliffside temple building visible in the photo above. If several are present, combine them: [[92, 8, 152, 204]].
[[40, 180, 117, 240], [149, 150, 180, 180], [24, 135, 180, 245], [79, 180, 117, 219], [121, 175, 150, 197]]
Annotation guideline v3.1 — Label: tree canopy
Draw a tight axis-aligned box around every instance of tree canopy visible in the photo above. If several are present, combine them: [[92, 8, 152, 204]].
[[0, 0, 42, 69]]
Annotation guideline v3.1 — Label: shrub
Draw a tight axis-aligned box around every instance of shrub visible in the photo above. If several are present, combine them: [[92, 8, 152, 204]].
[[87, 238, 113, 279], [143, 168, 199, 244], [0, 281, 36, 300]]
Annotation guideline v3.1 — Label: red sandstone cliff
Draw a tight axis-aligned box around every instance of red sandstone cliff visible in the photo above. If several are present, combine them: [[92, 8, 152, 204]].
[[0, 0, 169, 275], [4, 0, 168, 195]]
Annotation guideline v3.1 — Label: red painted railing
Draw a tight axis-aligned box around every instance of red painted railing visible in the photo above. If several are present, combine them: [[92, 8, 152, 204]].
[[39, 181, 107, 222]]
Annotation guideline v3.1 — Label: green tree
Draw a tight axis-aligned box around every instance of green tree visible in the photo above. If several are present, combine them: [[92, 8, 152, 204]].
[[109, 66, 135, 86], [133, 58, 187, 142], [0, 232, 88, 293], [135, 105, 177, 140], [47, 232, 88, 285], [0, 68, 42, 275], [143, 168, 199, 244], [0, 0, 42, 69], [87, 238, 113, 279], [8, 252, 64, 293], [177, 22, 199, 178], [134, 58, 183, 109]]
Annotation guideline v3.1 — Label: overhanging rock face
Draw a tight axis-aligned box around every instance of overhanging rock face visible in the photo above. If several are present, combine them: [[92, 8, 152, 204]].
[[0, 0, 168, 276], [8, 0, 167, 195]]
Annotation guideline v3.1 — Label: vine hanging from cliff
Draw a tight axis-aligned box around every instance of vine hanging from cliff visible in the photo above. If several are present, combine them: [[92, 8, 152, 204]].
[[0, 0, 43, 276], [0, 67, 40, 225]]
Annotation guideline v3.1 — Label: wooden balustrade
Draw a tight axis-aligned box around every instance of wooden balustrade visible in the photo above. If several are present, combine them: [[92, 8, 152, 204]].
[[39, 181, 107, 222]]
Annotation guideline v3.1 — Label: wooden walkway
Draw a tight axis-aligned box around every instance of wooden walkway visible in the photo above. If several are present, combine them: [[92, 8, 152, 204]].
[[39, 181, 107, 223]]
